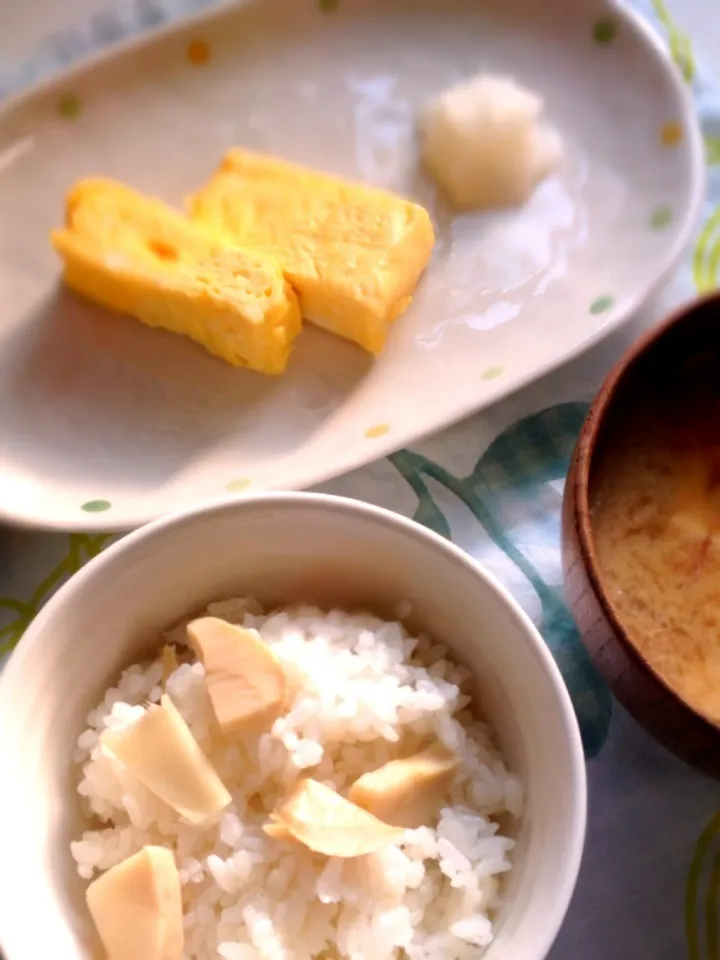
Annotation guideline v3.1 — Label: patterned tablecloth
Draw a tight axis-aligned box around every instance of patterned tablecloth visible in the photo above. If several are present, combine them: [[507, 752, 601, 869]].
[[1, 0, 720, 956]]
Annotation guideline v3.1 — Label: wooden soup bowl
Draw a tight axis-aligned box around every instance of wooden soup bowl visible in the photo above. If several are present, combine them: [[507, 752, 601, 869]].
[[563, 291, 720, 779]]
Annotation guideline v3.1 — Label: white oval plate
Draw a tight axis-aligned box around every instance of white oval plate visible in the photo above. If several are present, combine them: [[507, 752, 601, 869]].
[[0, 0, 704, 531]]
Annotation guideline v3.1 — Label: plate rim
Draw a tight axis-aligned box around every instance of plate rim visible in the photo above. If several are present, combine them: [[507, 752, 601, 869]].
[[0, 0, 707, 533]]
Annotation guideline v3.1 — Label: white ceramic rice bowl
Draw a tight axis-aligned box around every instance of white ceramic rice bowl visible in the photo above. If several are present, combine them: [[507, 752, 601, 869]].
[[0, 493, 586, 960]]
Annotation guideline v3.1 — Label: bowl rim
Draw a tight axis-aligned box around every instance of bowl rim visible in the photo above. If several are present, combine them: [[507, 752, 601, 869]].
[[0, 491, 586, 960], [570, 289, 720, 733]]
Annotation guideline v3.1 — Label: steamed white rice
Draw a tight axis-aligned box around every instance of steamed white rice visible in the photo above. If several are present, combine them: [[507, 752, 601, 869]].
[[71, 599, 522, 960]]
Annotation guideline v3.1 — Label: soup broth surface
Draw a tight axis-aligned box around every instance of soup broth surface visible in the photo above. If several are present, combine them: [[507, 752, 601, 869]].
[[592, 353, 720, 723]]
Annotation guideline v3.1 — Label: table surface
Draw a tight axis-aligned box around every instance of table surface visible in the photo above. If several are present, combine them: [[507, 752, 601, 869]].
[[0, 2, 719, 959]]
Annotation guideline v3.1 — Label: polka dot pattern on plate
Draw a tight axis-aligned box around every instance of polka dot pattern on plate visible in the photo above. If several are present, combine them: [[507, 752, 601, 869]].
[[81, 499, 111, 513], [225, 478, 252, 492], [650, 206, 673, 231], [660, 121, 683, 147], [58, 93, 82, 120], [187, 39, 211, 66], [481, 366, 505, 381], [589, 295, 614, 315], [364, 423, 390, 439], [592, 18, 617, 45]]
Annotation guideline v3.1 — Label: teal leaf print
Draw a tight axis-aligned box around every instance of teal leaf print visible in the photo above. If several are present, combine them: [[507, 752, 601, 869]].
[[388, 402, 613, 759], [0, 533, 112, 657]]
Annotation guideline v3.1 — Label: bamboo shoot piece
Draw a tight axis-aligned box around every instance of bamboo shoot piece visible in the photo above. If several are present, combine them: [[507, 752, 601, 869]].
[[265, 778, 403, 857], [102, 695, 231, 824], [187, 617, 287, 734], [86, 846, 183, 960]]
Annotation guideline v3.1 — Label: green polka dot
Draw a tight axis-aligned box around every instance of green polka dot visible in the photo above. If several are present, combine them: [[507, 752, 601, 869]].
[[650, 205, 673, 231], [58, 93, 82, 120], [81, 499, 111, 513], [225, 478, 252, 492], [318, 0, 339, 10], [590, 295, 614, 315], [481, 366, 504, 381], [592, 18, 617, 44]]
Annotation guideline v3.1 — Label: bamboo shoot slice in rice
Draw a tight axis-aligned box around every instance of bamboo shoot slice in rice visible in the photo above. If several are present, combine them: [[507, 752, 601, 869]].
[[101, 694, 231, 824], [348, 746, 460, 829], [262, 821, 293, 840], [187, 616, 287, 734], [266, 778, 404, 856], [86, 845, 183, 960]]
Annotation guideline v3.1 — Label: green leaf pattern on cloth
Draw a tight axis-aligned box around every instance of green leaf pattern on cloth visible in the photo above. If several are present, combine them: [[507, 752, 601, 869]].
[[651, 0, 696, 82], [706, 136, 720, 166], [694, 207, 720, 292], [686, 810, 720, 960], [389, 403, 612, 759], [0, 533, 110, 657]]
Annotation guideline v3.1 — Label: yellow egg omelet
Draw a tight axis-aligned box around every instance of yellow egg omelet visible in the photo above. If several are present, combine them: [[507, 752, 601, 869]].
[[51, 179, 302, 375], [189, 149, 436, 355]]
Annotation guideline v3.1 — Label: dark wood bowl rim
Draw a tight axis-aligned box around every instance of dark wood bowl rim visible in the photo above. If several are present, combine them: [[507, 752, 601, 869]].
[[571, 289, 720, 734]]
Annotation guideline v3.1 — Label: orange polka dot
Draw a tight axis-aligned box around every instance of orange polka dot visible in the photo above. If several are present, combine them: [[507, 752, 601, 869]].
[[187, 38, 211, 66], [225, 477, 251, 492], [364, 423, 390, 439], [660, 121, 683, 147]]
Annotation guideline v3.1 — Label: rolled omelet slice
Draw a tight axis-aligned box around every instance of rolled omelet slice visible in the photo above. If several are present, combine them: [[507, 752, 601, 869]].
[[51, 179, 302, 375], [189, 149, 436, 355]]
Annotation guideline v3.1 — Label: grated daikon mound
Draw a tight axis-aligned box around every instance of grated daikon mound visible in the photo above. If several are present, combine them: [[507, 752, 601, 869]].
[[420, 73, 562, 210]]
